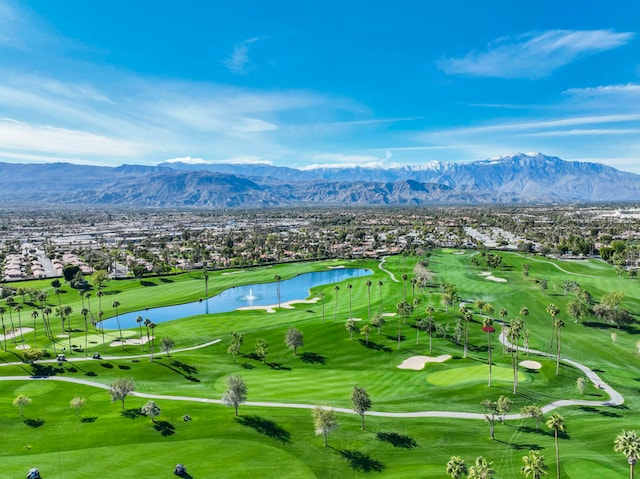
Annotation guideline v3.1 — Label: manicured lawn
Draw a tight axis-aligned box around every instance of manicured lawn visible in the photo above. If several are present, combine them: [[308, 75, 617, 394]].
[[1, 252, 638, 477]]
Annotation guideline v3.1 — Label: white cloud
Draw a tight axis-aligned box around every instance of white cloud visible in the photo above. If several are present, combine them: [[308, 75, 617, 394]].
[[439, 30, 634, 78], [300, 153, 399, 170], [164, 156, 209, 164], [223, 36, 270, 75], [526, 128, 640, 137], [0, 118, 146, 157], [564, 83, 640, 97], [235, 117, 278, 132]]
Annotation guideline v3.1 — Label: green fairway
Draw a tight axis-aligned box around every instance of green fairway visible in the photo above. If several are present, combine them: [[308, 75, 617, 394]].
[[1, 252, 638, 477], [426, 363, 528, 387]]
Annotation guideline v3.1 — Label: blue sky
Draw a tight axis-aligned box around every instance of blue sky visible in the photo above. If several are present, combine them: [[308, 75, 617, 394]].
[[1, 1, 639, 172]]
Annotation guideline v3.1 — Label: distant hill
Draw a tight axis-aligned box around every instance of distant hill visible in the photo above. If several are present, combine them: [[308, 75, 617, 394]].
[[2, 153, 640, 207]]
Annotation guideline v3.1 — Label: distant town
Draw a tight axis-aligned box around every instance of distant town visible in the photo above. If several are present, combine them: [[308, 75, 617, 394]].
[[2, 204, 639, 284]]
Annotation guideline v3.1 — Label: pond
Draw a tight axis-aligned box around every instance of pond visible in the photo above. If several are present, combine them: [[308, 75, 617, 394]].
[[101, 267, 372, 330]]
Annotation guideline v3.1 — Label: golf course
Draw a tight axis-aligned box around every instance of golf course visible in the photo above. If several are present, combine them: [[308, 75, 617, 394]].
[[1, 250, 638, 477]]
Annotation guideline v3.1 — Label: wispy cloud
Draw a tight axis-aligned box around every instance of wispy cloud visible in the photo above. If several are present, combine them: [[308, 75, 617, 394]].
[[564, 83, 640, 97], [223, 36, 270, 75], [300, 152, 396, 170], [438, 30, 634, 78]]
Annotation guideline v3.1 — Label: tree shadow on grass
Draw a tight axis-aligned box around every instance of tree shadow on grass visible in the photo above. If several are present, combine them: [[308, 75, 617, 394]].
[[159, 278, 174, 284], [359, 340, 392, 352], [121, 408, 144, 419], [299, 352, 327, 365], [172, 360, 198, 376], [31, 363, 64, 376], [153, 420, 175, 436], [235, 415, 291, 443], [156, 359, 200, 383], [80, 416, 98, 423], [140, 280, 157, 287], [24, 418, 45, 428], [268, 362, 291, 371], [338, 449, 386, 473], [579, 406, 622, 418], [509, 442, 543, 451], [376, 431, 418, 449]]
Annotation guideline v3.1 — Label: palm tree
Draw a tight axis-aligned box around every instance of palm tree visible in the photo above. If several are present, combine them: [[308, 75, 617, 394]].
[[546, 303, 559, 353], [135, 315, 145, 351], [509, 317, 524, 393], [521, 450, 548, 479], [319, 292, 325, 324], [614, 430, 640, 479], [60, 305, 73, 353], [463, 311, 472, 359], [112, 300, 124, 351], [0, 306, 6, 351], [546, 412, 566, 479], [274, 274, 282, 307], [401, 273, 408, 303], [377, 280, 384, 314], [554, 318, 565, 376], [520, 306, 530, 330], [81, 308, 89, 355], [396, 301, 413, 349], [96, 290, 104, 319], [148, 321, 157, 359], [347, 283, 353, 319], [446, 455, 467, 479], [365, 280, 372, 320], [14, 304, 24, 346], [482, 317, 496, 387], [333, 285, 340, 322], [6, 297, 17, 344], [31, 310, 39, 345]]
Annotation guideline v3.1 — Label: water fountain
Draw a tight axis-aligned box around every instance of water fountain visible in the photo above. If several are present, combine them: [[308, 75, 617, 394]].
[[245, 288, 257, 301]]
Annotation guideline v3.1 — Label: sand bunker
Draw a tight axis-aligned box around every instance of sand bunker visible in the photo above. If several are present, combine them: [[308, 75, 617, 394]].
[[222, 271, 244, 275], [478, 271, 507, 282], [519, 360, 542, 370], [327, 265, 346, 269], [485, 275, 507, 282], [110, 336, 155, 347], [238, 297, 321, 314], [15, 344, 31, 350], [398, 355, 452, 370], [382, 312, 397, 317], [452, 251, 465, 255], [0, 327, 33, 340]]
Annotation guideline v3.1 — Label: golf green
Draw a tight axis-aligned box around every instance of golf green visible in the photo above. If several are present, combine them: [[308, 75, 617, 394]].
[[426, 363, 528, 386]]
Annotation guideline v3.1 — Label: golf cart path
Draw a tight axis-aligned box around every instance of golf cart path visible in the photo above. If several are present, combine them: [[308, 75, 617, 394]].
[[378, 256, 400, 283], [0, 333, 623, 420]]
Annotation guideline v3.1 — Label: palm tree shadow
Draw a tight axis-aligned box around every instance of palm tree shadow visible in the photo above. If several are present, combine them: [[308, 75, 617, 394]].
[[235, 415, 291, 443], [337, 449, 386, 473], [376, 431, 418, 448]]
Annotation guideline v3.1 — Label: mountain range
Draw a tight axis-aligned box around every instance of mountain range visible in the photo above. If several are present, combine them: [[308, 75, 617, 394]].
[[1, 153, 638, 207]]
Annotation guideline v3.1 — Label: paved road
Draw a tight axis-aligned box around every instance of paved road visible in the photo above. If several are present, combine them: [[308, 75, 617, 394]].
[[0, 333, 623, 421]]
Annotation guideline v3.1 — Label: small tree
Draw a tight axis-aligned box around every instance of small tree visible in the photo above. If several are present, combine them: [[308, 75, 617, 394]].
[[22, 348, 44, 364], [352, 384, 372, 430], [345, 318, 359, 340], [285, 327, 304, 355], [141, 400, 161, 423], [70, 397, 86, 417], [576, 377, 586, 395], [468, 456, 495, 479], [497, 395, 512, 424], [360, 324, 372, 345], [255, 339, 269, 364], [481, 399, 499, 440], [521, 450, 548, 479], [370, 314, 385, 334], [521, 405, 544, 431], [228, 331, 244, 364], [614, 430, 640, 479], [222, 375, 248, 416], [161, 336, 175, 357], [446, 455, 468, 479], [13, 395, 31, 416], [313, 406, 338, 447], [109, 378, 135, 410]]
